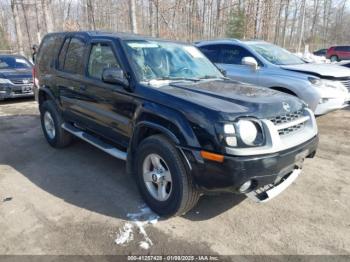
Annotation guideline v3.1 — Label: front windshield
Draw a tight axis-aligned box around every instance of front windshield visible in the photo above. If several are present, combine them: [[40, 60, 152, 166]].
[[0, 56, 32, 69], [248, 43, 305, 65], [123, 40, 223, 82]]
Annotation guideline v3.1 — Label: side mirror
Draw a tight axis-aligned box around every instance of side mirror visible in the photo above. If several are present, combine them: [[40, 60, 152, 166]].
[[218, 67, 227, 76], [242, 57, 259, 70], [102, 68, 129, 87]]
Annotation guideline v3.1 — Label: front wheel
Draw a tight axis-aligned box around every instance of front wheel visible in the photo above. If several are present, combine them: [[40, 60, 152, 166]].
[[135, 135, 200, 217]]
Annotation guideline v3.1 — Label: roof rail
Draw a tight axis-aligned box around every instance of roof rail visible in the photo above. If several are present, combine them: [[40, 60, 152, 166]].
[[194, 38, 241, 44]]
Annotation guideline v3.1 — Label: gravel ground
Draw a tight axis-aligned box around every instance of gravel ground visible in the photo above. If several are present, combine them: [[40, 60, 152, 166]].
[[0, 98, 349, 256]]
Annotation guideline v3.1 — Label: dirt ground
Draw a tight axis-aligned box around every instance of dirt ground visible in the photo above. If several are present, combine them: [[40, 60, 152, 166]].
[[0, 98, 349, 256]]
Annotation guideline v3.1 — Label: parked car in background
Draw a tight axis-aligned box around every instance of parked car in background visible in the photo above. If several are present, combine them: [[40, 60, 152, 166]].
[[0, 54, 34, 100], [337, 60, 350, 68], [313, 49, 327, 57], [196, 39, 350, 115], [326, 46, 350, 62], [34, 32, 318, 216]]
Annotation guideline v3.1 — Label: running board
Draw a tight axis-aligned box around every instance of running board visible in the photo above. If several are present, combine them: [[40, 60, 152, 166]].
[[61, 123, 127, 161]]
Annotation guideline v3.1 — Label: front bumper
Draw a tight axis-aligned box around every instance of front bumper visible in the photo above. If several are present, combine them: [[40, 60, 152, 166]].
[[183, 135, 318, 196], [315, 96, 350, 115], [0, 84, 34, 100]]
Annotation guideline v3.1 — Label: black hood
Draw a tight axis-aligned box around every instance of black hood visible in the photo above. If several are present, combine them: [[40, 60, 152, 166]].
[[153, 79, 305, 120], [0, 68, 32, 80]]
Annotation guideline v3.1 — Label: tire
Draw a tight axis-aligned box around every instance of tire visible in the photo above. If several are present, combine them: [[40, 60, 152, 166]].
[[40, 100, 72, 148], [330, 55, 339, 62], [135, 135, 200, 217]]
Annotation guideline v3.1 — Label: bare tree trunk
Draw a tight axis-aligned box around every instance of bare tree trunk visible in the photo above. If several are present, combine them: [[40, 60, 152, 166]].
[[129, 0, 138, 33], [274, 0, 283, 44], [288, 0, 298, 49], [41, 0, 54, 32], [34, 0, 42, 43], [155, 0, 160, 37], [323, 0, 332, 46], [297, 0, 306, 53], [149, 0, 155, 36], [86, 0, 96, 30], [281, 0, 290, 47], [254, 0, 261, 39], [10, 0, 24, 55], [20, 0, 32, 52]]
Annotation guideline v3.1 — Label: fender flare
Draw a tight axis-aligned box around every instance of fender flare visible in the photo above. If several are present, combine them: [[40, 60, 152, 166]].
[[37, 86, 60, 110]]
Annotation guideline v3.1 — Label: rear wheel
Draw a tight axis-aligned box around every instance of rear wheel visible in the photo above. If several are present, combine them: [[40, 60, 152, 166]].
[[40, 100, 72, 148], [135, 135, 200, 217], [330, 55, 339, 62]]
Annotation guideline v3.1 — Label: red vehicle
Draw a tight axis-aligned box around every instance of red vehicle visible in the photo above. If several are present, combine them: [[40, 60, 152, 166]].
[[326, 46, 350, 62]]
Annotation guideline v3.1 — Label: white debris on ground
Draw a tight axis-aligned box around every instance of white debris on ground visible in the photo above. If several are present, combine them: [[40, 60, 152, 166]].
[[294, 52, 329, 64], [115, 223, 134, 245], [114, 204, 160, 250]]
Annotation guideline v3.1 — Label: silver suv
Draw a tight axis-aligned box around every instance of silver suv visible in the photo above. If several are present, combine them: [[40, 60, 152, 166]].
[[196, 39, 350, 115]]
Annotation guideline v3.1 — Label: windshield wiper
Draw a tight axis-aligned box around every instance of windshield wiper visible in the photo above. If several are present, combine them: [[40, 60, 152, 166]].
[[150, 76, 201, 82], [199, 75, 230, 80]]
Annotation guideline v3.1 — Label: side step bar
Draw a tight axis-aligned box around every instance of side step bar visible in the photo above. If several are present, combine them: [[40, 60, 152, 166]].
[[61, 123, 127, 161]]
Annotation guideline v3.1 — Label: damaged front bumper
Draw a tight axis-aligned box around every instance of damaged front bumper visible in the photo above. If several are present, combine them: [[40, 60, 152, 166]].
[[183, 135, 318, 199]]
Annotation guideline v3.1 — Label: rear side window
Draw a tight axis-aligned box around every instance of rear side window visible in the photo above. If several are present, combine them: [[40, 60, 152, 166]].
[[58, 38, 70, 70], [63, 37, 86, 74], [87, 43, 120, 79], [37, 34, 64, 72], [221, 45, 252, 64], [199, 45, 222, 63], [335, 46, 350, 51]]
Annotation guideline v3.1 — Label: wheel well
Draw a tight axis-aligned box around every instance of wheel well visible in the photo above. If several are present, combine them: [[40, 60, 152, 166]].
[[134, 126, 162, 148], [270, 86, 298, 97], [38, 90, 49, 106], [126, 124, 179, 175]]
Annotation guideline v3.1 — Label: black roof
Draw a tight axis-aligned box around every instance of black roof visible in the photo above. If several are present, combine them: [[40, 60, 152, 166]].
[[45, 31, 188, 44]]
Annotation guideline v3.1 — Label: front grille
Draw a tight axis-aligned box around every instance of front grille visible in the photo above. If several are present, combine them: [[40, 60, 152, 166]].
[[9, 78, 33, 85], [277, 122, 306, 136], [270, 110, 303, 125], [269, 110, 307, 136], [340, 79, 350, 92]]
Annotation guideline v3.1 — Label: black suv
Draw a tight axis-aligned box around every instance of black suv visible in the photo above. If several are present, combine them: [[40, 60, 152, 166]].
[[34, 32, 318, 216]]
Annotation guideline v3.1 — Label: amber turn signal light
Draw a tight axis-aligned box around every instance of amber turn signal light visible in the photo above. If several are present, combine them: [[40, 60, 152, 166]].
[[200, 150, 224, 163]]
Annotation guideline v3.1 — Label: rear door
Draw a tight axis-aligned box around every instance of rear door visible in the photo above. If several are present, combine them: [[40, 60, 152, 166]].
[[78, 39, 136, 148], [344, 46, 350, 60], [336, 46, 350, 60], [56, 35, 91, 126]]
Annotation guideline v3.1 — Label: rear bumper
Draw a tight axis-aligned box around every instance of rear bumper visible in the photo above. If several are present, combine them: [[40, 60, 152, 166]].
[[183, 135, 318, 195]]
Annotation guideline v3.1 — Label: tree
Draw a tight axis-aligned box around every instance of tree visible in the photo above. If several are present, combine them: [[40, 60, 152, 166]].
[[129, 0, 138, 33], [10, 0, 24, 55], [226, 9, 245, 39], [41, 0, 54, 32]]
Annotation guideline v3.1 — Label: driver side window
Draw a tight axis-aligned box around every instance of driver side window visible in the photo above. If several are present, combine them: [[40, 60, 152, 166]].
[[87, 43, 120, 80], [221, 45, 253, 65]]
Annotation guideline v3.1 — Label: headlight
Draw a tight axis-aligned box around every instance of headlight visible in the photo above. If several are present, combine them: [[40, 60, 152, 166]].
[[308, 77, 322, 86], [237, 119, 264, 146], [0, 78, 10, 84], [309, 77, 346, 91], [221, 119, 264, 148]]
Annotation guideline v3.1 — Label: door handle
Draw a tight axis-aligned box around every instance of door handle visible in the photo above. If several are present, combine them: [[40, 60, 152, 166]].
[[79, 85, 87, 91]]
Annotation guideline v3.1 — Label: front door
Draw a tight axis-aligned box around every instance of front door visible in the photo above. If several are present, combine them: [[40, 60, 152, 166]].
[[215, 44, 260, 85], [79, 40, 136, 148]]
